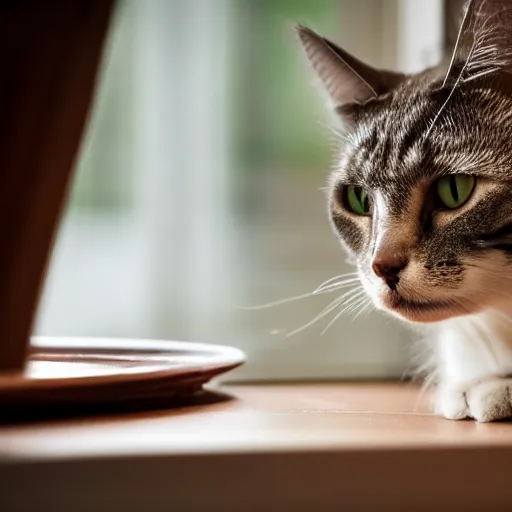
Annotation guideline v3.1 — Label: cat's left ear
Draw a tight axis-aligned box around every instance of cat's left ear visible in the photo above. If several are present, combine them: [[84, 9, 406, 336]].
[[296, 26, 406, 120]]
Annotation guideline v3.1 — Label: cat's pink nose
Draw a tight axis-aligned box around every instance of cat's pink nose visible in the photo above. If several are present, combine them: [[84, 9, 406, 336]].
[[371, 255, 407, 290]]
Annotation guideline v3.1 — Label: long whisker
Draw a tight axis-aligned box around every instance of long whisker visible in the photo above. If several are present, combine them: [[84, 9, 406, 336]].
[[352, 298, 373, 320], [342, 295, 370, 319], [314, 277, 361, 294], [239, 273, 360, 310], [285, 295, 347, 338], [238, 288, 332, 311], [313, 273, 359, 291], [286, 287, 364, 338], [319, 289, 367, 336], [240, 280, 359, 311]]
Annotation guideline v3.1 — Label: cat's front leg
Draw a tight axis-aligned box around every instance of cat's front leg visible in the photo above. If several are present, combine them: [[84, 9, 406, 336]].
[[434, 314, 512, 422], [436, 379, 512, 422]]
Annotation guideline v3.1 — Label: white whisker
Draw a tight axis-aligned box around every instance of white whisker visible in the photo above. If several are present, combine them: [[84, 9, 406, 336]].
[[314, 273, 359, 290], [320, 290, 367, 336], [238, 273, 360, 310], [314, 277, 361, 294], [352, 298, 373, 320], [285, 295, 347, 338], [238, 288, 334, 311], [286, 286, 364, 338]]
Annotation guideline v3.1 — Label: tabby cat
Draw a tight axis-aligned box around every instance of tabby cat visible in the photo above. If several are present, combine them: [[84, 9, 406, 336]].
[[297, 0, 512, 421]]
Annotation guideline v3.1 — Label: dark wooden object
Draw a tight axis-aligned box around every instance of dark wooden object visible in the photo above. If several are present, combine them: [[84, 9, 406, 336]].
[[0, 1, 113, 372]]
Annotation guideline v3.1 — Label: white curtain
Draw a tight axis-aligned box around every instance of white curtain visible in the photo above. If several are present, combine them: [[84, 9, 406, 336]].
[[37, 0, 237, 344], [36, 0, 444, 381]]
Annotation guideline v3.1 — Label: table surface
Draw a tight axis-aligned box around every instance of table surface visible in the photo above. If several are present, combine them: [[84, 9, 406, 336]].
[[2, 381, 512, 461], [2, 382, 512, 511]]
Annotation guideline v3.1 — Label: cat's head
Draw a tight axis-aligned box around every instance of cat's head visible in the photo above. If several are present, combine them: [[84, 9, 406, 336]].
[[298, 0, 512, 323]]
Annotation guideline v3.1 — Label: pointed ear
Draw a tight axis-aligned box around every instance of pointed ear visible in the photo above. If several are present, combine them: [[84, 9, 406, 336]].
[[445, 0, 512, 84], [296, 26, 406, 116]]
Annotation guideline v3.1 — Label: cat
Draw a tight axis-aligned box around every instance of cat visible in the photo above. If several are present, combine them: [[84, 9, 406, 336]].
[[296, 0, 512, 422]]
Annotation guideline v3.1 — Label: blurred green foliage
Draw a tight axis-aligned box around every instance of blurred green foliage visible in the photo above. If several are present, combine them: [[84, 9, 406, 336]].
[[233, 0, 340, 173]]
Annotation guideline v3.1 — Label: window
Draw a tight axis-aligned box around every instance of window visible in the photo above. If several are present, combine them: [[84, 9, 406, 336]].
[[35, 0, 444, 380]]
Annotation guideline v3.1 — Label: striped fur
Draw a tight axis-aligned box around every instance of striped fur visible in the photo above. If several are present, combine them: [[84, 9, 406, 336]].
[[298, 0, 512, 421]]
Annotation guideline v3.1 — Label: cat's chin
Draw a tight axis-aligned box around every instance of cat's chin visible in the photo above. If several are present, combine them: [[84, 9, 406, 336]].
[[378, 294, 469, 324], [388, 306, 464, 323]]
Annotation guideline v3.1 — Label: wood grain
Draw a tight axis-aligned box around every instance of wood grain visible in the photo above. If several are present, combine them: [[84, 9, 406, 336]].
[[0, 1, 112, 372], [1, 383, 512, 510], [4, 382, 512, 458]]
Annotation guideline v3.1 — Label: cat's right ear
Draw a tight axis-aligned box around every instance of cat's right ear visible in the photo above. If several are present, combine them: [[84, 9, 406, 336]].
[[296, 26, 405, 122]]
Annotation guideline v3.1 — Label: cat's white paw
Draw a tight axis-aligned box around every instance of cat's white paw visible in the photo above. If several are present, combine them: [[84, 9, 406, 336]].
[[436, 379, 512, 422], [466, 379, 512, 422], [435, 384, 469, 420]]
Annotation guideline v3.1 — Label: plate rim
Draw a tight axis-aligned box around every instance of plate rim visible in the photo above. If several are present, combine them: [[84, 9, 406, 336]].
[[0, 336, 246, 389]]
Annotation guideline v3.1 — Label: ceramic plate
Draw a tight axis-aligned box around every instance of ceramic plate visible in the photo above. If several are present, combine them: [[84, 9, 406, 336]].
[[0, 337, 245, 418]]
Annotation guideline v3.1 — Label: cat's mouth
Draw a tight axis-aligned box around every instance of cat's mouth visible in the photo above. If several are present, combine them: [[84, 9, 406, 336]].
[[382, 292, 462, 323]]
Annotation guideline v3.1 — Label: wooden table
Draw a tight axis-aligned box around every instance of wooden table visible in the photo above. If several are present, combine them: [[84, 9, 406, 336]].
[[1, 382, 512, 510]]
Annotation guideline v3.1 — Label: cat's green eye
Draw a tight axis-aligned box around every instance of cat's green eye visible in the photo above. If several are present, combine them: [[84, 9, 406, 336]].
[[436, 175, 476, 209], [345, 185, 370, 215]]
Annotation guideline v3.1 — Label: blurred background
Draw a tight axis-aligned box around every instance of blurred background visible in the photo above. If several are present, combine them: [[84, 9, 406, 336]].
[[35, 0, 445, 380]]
